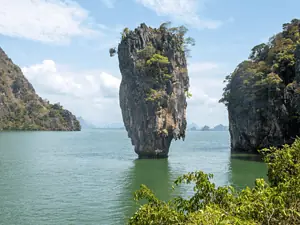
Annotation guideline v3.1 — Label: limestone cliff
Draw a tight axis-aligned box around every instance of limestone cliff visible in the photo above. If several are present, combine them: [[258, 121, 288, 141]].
[[111, 23, 193, 158], [0, 47, 81, 131], [220, 19, 300, 153]]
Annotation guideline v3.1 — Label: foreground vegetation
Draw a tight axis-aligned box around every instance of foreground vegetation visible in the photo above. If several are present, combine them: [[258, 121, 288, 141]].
[[128, 138, 300, 224]]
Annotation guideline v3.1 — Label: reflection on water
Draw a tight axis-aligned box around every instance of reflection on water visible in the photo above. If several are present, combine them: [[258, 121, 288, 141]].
[[229, 153, 268, 190], [231, 153, 264, 162], [117, 158, 172, 223], [117, 153, 268, 224]]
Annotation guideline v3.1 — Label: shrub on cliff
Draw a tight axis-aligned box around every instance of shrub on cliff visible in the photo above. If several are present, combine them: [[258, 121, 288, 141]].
[[220, 19, 300, 107], [128, 138, 300, 224]]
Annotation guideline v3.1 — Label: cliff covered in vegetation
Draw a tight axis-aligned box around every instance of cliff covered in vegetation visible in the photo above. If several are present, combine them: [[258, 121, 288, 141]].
[[220, 19, 300, 153], [110, 22, 194, 158], [0, 48, 80, 131]]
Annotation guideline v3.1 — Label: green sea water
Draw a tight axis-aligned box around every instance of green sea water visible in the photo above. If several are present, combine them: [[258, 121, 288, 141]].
[[0, 129, 267, 225]]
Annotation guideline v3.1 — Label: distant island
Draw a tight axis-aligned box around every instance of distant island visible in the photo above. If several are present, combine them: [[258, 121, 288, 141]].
[[77, 117, 96, 129], [188, 123, 228, 131], [187, 122, 200, 130], [76, 118, 125, 130], [210, 124, 229, 131], [201, 125, 210, 131]]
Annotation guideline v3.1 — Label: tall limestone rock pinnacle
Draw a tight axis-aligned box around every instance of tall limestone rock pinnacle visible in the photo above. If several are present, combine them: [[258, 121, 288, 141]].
[[220, 19, 300, 153], [110, 23, 193, 158]]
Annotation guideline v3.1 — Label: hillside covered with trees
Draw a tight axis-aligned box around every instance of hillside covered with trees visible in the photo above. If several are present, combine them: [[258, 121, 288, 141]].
[[0, 48, 80, 131]]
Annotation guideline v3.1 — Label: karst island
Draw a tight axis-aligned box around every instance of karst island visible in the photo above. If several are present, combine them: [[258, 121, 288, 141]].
[[0, 48, 80, 131], [110, 22, 194, 158], [220, 19, 300, 153]]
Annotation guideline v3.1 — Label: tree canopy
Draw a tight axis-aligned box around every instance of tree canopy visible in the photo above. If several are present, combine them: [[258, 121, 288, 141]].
[[220, 19, 300, 106]]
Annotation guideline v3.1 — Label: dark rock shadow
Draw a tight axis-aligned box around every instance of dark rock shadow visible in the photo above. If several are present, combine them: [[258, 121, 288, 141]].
[[229, 153, 268, 190], [231, 153, 264, 162]]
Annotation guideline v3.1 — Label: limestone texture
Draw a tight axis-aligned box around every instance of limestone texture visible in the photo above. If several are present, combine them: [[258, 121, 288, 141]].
[[115, 23, 190, 158]]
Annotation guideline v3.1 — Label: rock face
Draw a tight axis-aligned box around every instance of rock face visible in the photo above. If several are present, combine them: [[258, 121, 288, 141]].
[[220, 19, 300, 153], [0, 47, 81, 131], [116, 23, 190, 158]]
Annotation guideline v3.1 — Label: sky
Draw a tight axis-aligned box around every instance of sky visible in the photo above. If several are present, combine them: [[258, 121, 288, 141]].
[[0, 0, 300, 127]]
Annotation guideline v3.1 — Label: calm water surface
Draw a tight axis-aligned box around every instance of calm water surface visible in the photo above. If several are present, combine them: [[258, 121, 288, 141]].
[[0, 130, 267, 225]]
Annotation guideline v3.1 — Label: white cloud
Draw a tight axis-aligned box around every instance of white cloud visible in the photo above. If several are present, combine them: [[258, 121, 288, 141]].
[[0, 0, 101, 44], [22, 60, 121, 97], [21, 59, 228, 127], [186, 61, 229, 126], [22, 60, 83, 97], [135, 0, 222, 29], [21, 60, 122, 124]]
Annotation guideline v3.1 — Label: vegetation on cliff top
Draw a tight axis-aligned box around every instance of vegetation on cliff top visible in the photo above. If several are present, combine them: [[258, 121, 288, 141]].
[[128, 138, 300, 224], [109, 21, 195, 58], [109, 22, 194, 104], [220, 19, 300, 107], [0, 48, 81, 131]]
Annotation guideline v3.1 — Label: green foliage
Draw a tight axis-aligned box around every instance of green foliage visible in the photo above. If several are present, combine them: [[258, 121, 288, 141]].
[[137, 43, 156, 60], [145, 89, 164, 102], [185, 90, 192, 98], [181, 37, 195, 58], [159, 21, 172, 30], [0, 67, 80, 131], [179, 68, 188, 74], [136, 45, 173, 103], [250, 43, 269, 61], [114, 22, 194, 105], [123, 27, 130, 34], [128, 139, 300, 224], [184, 37, 196, 46], [260, 138, 300, 186], [161, 129, 168, 135], [178, 25, 189, 36], [121, 27, 130, 40], [146, 54, 170, 66], [156, 128, 169, 137], [158, 22, 195, 57], [136, 44, 170, 81], [163, 73, 173, 80], [220, 19, 300, 106], [168, 25, 189, 37]]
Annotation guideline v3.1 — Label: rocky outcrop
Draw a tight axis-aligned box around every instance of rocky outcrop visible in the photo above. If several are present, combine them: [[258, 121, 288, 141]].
[[220, 19, 300, 153], [113, 23, 191, 158], [0, 47, 81, 131]]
